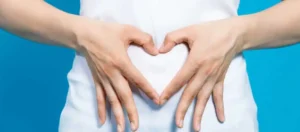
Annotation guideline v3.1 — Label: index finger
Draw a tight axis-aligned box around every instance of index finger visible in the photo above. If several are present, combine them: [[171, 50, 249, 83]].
[[125, 25, 158, 56], [160, 56, 199, 105], [119, 58, 160, 105]]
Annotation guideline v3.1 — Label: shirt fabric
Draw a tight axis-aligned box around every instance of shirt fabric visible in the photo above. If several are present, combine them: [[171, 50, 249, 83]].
[[59, 0, 258, 131]]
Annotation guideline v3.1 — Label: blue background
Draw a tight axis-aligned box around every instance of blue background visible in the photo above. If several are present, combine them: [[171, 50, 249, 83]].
[[0, 0, 299, 132]]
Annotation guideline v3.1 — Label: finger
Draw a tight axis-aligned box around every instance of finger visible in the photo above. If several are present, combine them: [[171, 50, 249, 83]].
[[120, 59, 160, 105], [175, 70, 208, 128], [94, 73, 106, 125], [85, 56, 106, 125], [103, 81, 125, 132], [159, 27, 190, 53], [212, 68, 227, 123], [108, 71, 139, 131], [92, 64, 125, 132], [85, 50, 125, 131], [160, 56, 198, 105], [126, 26, 158, 55], [212, 81, 225, 123], [193, 77, 217, 132]]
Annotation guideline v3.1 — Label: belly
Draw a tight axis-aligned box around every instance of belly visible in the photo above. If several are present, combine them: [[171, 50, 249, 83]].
[[60, 45, 258, 132], [126, 45, 257, 131], [60, 1, 258, 131], [127, 44, 188, 95]]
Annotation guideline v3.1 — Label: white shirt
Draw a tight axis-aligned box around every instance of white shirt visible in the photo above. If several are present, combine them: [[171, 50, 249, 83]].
[[59, 0, 258, 131]]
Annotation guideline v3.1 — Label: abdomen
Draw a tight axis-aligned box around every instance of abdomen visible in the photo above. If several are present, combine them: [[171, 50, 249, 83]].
[[60, 0, 257, 131]]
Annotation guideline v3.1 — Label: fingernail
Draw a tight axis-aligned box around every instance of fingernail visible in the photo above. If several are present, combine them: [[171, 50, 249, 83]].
[[98, 115, 105, 125], [117, 124, 122, 132], [195, 124, 200, 131], [220, 116, 225, 123], [160, 99, 167, 105], [154, 49, 159, 55], [159, 45, 165, 52], [100, 120, 104, 125], [130, 122, 136, 131], [179, 120, 183, 128], [153, 98, 159, 105]]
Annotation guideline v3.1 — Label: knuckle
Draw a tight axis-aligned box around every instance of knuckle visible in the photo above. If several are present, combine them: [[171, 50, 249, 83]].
[[143, 35, 153, 44], [177, 107, 187, 117], [182, 92, 196, 103], [189, 56, 203, 68], [195, 60, 203, 67], [126, 105, 137, 116], [196, 93, 205, 101], [115, 115, 123, 122], [204, 68, 213, 76], [193, 110, 201, 117], [119, 92, 133, 104], [205, 66, 217, 76], [111, 55, 127, 68], [108, 98, 119, 105], [101, 64, 112, 73], [163, 93, 171, 100], [121, 24, 132, 33], [132, 78, 144, 87], [218, 73, 226, 81], [101, 64, 115, 77], [116, 25, 128, 38], [214, 91, 223, 99], [144, 90, 155, 98], [179, 80, 188, 87], [176, 109, 184, 116], [97, 98, 105, 105], [103, 55, 117, 66], [165, 33, 174, 42]]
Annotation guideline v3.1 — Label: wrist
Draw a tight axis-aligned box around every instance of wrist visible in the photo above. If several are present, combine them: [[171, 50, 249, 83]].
[[63, 14, 86, 51], [69, 16, 107, 52], [36, 12, 85, 51], [234, 15, 259, 51]]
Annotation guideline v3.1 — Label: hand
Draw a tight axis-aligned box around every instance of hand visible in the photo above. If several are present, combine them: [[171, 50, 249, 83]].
[[159, 18, 246, 131], [74, 18, 160, 132]]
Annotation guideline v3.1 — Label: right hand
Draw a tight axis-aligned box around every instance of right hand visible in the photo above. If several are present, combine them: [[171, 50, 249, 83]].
[[74, 18, 160, 132]]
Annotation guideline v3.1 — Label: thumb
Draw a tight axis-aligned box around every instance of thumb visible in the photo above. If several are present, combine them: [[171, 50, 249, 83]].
[[127, 26, 158, 56], [159, 28, 189, 53]]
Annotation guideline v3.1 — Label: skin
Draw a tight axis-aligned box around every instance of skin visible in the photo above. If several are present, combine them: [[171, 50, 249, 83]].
[[78, 21, 160, 132], [159, 0, 300, 131], [0, 0, 160, 132], [0, 0, 300, 132]]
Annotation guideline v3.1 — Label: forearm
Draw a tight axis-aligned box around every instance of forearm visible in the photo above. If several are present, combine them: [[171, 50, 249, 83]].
[[0, 0, 80, 50], [241, 0, 300, 50]]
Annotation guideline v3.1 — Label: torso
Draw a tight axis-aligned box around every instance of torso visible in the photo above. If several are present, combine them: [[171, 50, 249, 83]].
[[59, 0, 258, 132]]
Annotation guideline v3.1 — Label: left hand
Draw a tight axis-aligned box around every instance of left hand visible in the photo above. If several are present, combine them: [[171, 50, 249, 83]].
[[159, 17, 247, 131]]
